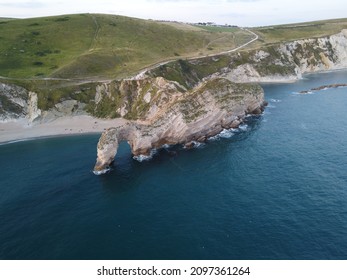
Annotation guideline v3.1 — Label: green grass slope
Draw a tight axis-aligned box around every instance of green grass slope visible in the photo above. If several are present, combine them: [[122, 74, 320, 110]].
[[0, 14, 95, 78], [252, 18, 347, 46], [0, 13, 252, 79]]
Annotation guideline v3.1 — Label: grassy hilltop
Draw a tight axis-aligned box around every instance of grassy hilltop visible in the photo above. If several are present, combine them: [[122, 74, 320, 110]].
[[251, 18, 347, 47], [0, 13, 252, 79], [1, 14, 346, 80]]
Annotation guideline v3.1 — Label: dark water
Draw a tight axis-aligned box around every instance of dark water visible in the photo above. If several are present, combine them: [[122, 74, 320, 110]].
[[1, 70, 347, 260]]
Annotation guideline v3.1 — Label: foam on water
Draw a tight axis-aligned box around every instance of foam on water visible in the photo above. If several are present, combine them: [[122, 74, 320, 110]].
[[183, 141, 206, 149], [207, 127, 245, 141], [238, 124, 248, 131], [219, 129, 234, 139], [267, 104, 276, 108], [208, 134, 220, 141], [93, 167, 111, 176], [193, 141, 206, 148], [292, 91, 314, 95], [133, 149, 158, 162]]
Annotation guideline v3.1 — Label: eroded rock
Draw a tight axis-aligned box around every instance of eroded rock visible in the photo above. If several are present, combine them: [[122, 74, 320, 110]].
[[93, 78, 266, 173]]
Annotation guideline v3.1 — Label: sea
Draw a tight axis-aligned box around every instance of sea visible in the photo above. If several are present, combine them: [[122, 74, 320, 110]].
[[1, 70, 347, 260]]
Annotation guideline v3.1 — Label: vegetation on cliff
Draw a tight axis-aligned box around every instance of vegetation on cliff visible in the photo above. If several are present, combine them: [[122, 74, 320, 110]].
[[252, 18, 347, 46]]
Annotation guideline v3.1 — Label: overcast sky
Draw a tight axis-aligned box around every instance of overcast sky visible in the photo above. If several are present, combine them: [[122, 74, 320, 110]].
[[0, 0, 346, 27]]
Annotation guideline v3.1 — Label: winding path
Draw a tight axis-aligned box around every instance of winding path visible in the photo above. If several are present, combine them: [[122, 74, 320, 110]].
[[220, 28, 258, 54], [0, 28, 258, 83], [134, 28, 258, 79], [89, 14, 101, 51], [193, 28, 258, 58]]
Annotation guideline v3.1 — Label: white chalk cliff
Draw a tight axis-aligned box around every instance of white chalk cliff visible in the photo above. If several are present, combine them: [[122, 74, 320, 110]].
[[222, 29, 347, 83]]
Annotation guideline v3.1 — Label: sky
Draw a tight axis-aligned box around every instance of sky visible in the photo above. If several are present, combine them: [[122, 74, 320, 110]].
[[0, 0, 346, 27]]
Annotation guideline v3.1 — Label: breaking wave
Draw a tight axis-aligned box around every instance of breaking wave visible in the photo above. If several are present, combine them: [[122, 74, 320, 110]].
[[93, 167, 111, 175], [133, 149, 158, 162], [267, 104, 276, 108], [208, 126, 247, 141], [219, 129, 234, 139], [183, 141, 206, 149], [238, 124, 248, 131], [270, 99, 281, 102]]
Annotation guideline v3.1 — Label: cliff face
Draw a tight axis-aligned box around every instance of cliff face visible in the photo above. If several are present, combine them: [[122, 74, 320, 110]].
[[0, 82, 86, 123], [93, 77, 186, 120], [93, 78, 265, 173], [2, 30, 347, 123], [148, 30, 347, 85], [0, 83, 43, 123], [222, 30, 347, 83], [2, 29, 347, 173], [93, 30, 347, 173], [0, 83, 29, 121]]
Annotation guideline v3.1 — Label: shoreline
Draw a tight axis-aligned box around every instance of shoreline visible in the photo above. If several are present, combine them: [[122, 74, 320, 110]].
[[0, 115, 127, 145], [258, 67, 347, 85], [2, 68, 347, 146], [0, 132, 105, 146]]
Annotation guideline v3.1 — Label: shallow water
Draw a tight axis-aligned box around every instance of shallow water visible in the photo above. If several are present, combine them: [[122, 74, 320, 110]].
[[1, 70, 347, 259]]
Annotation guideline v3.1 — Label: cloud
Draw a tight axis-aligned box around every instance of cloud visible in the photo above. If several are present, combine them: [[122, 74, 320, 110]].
[[146, 0, 261, 2], [146, 0, 261, 1], [225, 0, 261, 2], [146, 0, 200, 2], [0, 0, 346, 27], [0, 1, 45, 8]]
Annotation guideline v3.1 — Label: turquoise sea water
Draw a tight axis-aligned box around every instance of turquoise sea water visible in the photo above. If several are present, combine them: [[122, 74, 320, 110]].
[[1, 70, 347, 260]]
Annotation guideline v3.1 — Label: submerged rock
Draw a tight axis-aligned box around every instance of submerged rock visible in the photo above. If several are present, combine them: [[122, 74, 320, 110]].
[[299, 83, 347, 94]]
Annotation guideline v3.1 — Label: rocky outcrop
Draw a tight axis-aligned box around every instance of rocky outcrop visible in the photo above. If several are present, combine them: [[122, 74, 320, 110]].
[[27, 92, 41, 122], [40, 100, 86, 122], [92, 77, 186, 119], [223, 30, 347, 83], [299, 83, 347, 94], [0, 82, 85, 123], [93, 30, 347, 173], [0, 83, 42, 123], [93, 77, 266, 173], [147, 30, 347, 86], [0, 83, 29, 121]]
